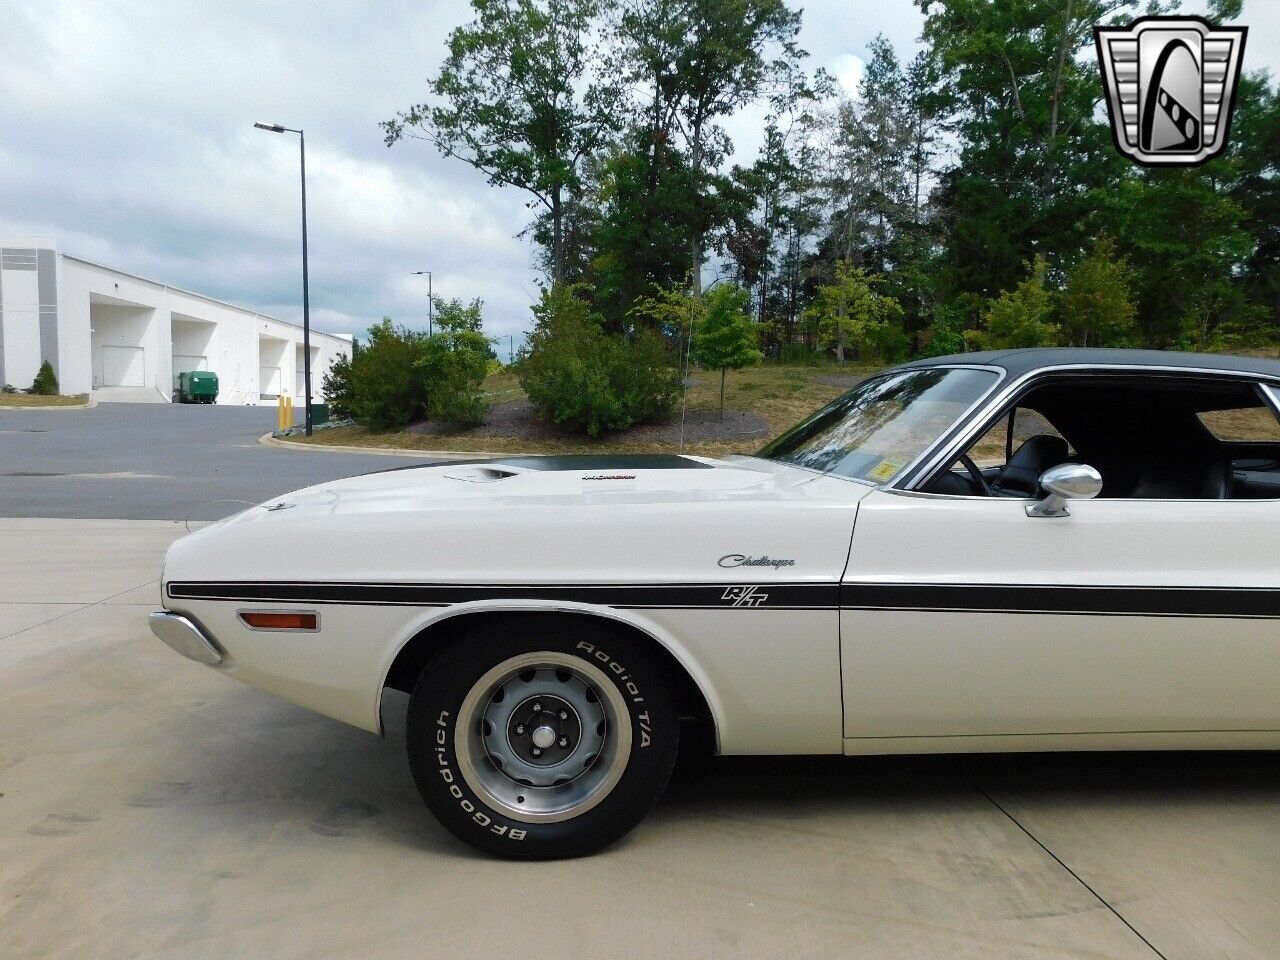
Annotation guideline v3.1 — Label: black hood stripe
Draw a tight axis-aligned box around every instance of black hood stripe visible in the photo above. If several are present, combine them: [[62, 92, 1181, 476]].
[[367, 454, 714, 477]]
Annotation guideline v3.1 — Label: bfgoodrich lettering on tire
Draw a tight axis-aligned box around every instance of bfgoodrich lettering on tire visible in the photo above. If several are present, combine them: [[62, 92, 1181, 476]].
[[406, 616, 679, 859]]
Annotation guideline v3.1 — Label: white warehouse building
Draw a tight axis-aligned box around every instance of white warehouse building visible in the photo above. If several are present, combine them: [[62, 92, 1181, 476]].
[[0, 235, 352, 404]]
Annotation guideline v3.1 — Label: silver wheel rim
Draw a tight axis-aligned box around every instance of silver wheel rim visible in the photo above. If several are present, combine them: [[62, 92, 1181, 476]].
[[454, 651, 632, 824]]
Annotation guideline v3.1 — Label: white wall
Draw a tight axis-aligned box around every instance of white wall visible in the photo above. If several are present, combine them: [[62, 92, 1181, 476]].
[[171, 315, 217, 377], [48, 251, 351, 404], [0, 266, 40, 389], [90, 302, 157, 388]]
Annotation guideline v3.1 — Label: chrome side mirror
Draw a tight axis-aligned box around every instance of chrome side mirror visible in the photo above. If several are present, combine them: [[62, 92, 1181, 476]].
[[1026, 463, 1103, 518]]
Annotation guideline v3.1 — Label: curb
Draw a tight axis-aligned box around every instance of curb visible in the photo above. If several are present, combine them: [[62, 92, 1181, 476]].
[[258, 432, 508, 459], [0, 394, 97, 412]]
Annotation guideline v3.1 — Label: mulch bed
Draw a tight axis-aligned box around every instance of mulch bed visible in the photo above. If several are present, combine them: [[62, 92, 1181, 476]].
[[405, 398, 769, 445]]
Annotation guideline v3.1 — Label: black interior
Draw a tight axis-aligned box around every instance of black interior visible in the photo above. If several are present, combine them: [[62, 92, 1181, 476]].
[[924, 375, 1280, 500]]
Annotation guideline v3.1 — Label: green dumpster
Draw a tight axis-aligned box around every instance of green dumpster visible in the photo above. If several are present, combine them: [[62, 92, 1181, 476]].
[[177, 370, 219, 404]]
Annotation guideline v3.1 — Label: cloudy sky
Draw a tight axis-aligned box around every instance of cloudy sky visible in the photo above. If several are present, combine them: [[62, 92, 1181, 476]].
[[1, 1, 1274, 355]]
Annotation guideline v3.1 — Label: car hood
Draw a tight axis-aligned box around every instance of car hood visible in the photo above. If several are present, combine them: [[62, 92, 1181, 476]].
[[166, 455, 870, 586], [236, 454, 826, 516]]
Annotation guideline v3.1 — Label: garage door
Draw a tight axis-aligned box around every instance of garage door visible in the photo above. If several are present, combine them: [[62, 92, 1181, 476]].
[[173, 354, 208, 374], [259, 366, 281, 399], [101, 346, 145, 387]]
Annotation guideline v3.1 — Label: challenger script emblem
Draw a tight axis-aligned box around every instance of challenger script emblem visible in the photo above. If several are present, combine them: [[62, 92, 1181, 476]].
[[721, 586, 769, 607], [718, 554, 795, 569], [1095, 16, 1247, 167]]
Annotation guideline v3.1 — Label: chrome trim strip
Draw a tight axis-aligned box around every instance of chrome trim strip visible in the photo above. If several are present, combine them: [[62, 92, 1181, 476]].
[[897, 362, 1280, 492], [1262, 383, 1280, 420], [148, 611, 224, 666]]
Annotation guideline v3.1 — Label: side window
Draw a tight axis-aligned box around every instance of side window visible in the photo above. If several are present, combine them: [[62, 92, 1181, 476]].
[[967, 407, 1071, 469]]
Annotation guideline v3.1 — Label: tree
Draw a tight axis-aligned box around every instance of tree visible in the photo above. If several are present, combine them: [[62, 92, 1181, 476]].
[[690, 284, 762, 419], [1222, 69, 1280, 339], [970, 256, 1059, 350], [1059, 236, 1135, 347], [616, 0, 807, 298], [920, 0, 1137, 299], [432, 296, 497, 358], [923, 301, 967, 357], [804, 261, 906, 363], [1103, 170, 1252, 348], [30, 360, 58, 396], [383, 0, 619, 284], [590, 137, 704, 328]]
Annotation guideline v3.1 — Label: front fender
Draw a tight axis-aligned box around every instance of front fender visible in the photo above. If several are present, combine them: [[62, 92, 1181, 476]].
[[373, 598, 727, 750]]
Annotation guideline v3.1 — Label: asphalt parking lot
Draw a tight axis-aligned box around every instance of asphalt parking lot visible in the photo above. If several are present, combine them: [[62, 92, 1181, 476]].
[[0, 402, 431, 520], [4, 519, 1280, 959]]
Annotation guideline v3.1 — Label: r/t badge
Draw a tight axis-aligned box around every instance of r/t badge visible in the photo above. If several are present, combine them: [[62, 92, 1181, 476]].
[[721, 586, 769, 607]]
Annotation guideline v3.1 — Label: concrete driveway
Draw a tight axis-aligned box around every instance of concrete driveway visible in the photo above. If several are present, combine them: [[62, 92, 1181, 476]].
[[0, 403, 429, 520], [3, 519, 1279, 960]]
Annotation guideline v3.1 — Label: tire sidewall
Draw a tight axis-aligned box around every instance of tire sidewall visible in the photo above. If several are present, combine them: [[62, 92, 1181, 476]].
[[406, 618, 678, 859]]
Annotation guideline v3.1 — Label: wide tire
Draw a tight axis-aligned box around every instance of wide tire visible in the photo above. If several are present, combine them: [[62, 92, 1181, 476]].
[[406, 617, 679, 859]]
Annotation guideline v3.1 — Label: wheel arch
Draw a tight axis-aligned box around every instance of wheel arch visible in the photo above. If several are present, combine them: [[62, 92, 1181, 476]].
[[380, 604, 721, 752]]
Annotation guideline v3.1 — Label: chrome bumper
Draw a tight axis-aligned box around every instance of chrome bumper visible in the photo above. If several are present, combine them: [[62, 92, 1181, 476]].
[[149, 611, 224, 666]]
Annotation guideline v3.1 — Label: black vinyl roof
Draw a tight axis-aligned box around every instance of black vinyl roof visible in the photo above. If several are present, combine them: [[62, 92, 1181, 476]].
[[899, 347, 1280, 381]]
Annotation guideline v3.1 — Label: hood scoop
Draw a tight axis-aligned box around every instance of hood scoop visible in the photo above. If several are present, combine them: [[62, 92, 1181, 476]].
[[442, 465, 522, 483]]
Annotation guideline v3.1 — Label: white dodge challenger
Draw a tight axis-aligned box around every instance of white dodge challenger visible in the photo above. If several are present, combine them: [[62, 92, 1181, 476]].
[[151, 348, 1280, 857]]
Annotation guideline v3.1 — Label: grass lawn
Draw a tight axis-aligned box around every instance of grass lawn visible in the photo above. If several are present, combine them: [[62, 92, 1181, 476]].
[[291, 364, 878, 457], [0, 393, 90, 408]]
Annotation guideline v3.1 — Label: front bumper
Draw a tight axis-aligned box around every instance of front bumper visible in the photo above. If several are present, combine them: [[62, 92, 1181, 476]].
[[149, 611, 224, 666]]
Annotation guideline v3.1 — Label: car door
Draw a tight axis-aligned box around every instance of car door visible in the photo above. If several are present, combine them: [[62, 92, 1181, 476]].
[[839, 382, 1280, 745]]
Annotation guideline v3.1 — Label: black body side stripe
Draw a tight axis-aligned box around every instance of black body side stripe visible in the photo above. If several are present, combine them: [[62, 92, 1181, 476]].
[[841, 583, 1280, 619], [165, 581, 1280, 619], [165, 581, 839, 609]]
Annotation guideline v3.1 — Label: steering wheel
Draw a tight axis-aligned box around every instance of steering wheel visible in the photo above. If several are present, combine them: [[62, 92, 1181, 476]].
[[957, 454, 993, 496]]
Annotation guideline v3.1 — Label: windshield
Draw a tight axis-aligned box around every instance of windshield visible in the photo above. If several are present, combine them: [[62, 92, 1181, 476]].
[[756, 367, 999, 483]]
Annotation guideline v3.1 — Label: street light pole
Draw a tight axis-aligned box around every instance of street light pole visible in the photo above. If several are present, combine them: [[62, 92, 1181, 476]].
[[411, 270, 433, 335], [255, 121, 313, 436]]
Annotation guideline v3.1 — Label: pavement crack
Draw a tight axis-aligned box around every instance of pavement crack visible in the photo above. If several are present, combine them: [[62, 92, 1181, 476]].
[[0, 579, 159, 642], [963, 771, 1169, 960]]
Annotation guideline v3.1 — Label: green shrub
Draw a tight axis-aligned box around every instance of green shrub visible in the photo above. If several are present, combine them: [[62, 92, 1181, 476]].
[[349, 319, 431, 430], [31, 360, 59, 396], [519, 285, 680, 437], [1, 383, 17, 394], [321, 349, 356, 420], [777, 342, 819, 365], [347, 314, 494, 431], [416, 329, 491, 427]]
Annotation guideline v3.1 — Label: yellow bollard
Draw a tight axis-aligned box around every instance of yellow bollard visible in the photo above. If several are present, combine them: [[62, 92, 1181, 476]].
[[278, 393, 293, 431]]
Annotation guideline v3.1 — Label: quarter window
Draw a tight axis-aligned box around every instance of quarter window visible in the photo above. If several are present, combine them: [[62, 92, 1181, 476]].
[[1197, 405, 1280, 442]]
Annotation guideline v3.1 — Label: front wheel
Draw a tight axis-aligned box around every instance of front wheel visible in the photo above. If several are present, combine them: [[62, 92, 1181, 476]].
[[406, 618, 679, 859]]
